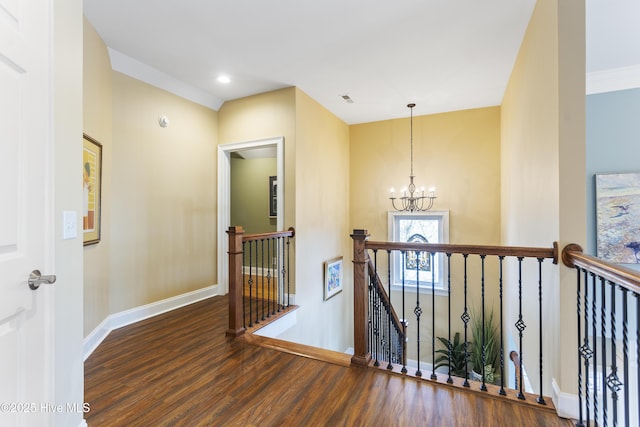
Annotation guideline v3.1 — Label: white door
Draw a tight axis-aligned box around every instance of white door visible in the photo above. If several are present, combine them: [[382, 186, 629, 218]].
[[0, 0, 55, 425]]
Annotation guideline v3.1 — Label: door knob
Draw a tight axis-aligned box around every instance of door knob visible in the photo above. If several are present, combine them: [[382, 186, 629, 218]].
[[28, 269, 56, 290]]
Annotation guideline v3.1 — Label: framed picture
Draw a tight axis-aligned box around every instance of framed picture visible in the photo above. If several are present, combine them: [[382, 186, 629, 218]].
[[83, 134, 102, 245], [596, 172, 640, 263], [323, 256, 343, 300], [269, 175, 277, 217]]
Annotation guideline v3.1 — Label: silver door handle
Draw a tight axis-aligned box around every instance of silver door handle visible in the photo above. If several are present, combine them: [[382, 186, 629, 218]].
[[28, 269, 56, 290]]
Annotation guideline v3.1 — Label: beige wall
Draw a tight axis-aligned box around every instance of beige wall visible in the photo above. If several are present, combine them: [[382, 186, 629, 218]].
[[109, 72, 218, 313], [83, 18, 112, 335], [278, 89, 352, 351], [219, 88, 352, 352], [501, 0, 585, 404], [350, 106, 502, 359], [219, 87, 297, 229], [230, 157, 277, 234]]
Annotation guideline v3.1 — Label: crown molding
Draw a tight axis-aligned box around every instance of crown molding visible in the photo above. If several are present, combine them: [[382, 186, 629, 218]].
[[587, 64, 640, 95], [108, 48, 224, 110]]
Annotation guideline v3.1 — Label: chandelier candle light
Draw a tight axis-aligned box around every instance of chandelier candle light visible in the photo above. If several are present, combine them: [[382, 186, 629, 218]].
[[389, 103, 436, 212]]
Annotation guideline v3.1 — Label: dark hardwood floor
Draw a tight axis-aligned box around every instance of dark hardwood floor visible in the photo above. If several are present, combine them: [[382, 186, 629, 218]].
[[85, 295, 575, 426]]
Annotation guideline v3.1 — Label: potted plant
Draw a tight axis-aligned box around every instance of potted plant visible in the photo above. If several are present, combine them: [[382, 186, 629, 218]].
[[470, 307, 501, 384], [434, 332, 469, 377]]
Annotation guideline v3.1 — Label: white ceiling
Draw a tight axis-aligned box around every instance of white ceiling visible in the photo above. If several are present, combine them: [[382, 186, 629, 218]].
[[84, 1, 640, 125]]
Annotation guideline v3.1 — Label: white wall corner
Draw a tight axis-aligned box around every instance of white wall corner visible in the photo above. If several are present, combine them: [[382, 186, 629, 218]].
[[78, 420, 88, 427], [552, 378, 579, 420], [83, 285, 218, 361]]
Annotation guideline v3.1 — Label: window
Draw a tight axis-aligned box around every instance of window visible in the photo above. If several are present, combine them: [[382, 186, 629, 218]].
[[388, 211, 449, 294]]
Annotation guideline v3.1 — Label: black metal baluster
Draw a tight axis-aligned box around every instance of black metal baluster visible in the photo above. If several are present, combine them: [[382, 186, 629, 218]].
[[582, 269, 591, 425], [462, 254, 470, 388], [515, 257, 526, 400], [276, 237, 282, 311], [537, 258, 546, 404], [267, 238, 272, 316], [498, 256, 506, 396], [431, 252, 437, 380], [242, 242, 247, 329], [446, 253, 453, 384], [368, 260, 374, 358], [480, 255, 488, 391], [373, 250, 380, 367], [261, 239, 265, 321], [387, 250, 393, 370], [576, 269, 586, 427], [401, 251, 408, 374], [248, 241, 254, 327], [592, 274, 607, 422], [608, 282, 621, 427], [621, 287, 629, 427], [600, 277, 608, 427], [415, 250, 422, 377], [286, 235, 291, 307]]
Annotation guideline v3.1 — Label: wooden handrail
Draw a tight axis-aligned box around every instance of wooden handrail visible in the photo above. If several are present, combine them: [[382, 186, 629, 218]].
[[365, 241, 558, 263], [561, 244, 640, 295], [242, 227, 295, 242]]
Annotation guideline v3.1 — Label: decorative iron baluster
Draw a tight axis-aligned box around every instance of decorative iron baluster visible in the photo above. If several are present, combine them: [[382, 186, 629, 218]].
[[498, 256, 506, 396], [480, 254, 487, 391], [462, 253, 470, 388], [401, 251, 408, 374], [415, 250, 422, 377], [515, 257, 526, 400], [431, 252, 437, 380], [581, 269, 592, 425], [590, 273, 598, 421], [373, 250, 380, 367], [261, 239, 265, 321], [446, 253, 453, 385], [608, 281, 621, 427], [286, 235, 291, 306], [242, 243, 247, 329], [267, 238, 272, 316], [248, 241, 254, 327], [387, 250, 394, 370], [600, 277, 608, 427], [277, 237, 282, 311], [536, 258, 546, 405], [576, 269, 586, 427], [621, 286, 629, 427]]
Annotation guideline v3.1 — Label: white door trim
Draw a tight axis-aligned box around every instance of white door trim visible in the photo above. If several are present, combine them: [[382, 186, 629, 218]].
[[217, 136, 284, 295]]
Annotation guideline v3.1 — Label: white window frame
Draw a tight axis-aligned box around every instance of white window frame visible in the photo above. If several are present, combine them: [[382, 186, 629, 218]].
[[387, 210, 450, 295]]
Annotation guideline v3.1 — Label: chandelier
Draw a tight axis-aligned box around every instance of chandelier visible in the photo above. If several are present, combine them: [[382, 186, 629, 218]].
[[389, 103, 436, 212]]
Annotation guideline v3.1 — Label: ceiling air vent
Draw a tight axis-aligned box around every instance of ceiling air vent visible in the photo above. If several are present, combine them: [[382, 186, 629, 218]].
[[341, 94, 354, 103]]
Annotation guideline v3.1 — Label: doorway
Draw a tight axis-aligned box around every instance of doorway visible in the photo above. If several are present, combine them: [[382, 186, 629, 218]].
[[217, 136, 284, 295]]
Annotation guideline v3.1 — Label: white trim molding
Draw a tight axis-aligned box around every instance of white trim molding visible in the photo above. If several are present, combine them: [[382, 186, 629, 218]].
[[83, 285, 218, 361], [552, 378, 579, 420], [587, 65, 640, 95]]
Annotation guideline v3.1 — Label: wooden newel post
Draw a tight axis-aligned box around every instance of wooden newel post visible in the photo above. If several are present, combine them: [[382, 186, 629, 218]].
[[226, 226, 245, 338], [351, 229, 372, 367]]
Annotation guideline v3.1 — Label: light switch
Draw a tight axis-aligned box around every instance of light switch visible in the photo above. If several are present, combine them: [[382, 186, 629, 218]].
[[63, 211, 77, 240]]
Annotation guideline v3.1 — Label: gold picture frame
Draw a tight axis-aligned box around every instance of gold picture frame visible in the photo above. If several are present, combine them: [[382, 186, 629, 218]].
[[83, 134, 102, 245]]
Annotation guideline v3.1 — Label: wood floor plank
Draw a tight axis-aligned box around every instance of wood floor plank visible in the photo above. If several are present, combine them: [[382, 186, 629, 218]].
[[85, 295, 575, 426]]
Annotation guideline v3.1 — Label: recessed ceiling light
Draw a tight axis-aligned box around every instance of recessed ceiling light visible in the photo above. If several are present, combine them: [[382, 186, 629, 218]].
[[217, 75, 231, 84]]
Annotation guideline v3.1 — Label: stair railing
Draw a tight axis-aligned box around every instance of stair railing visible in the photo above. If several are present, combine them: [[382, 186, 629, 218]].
[[351, 229, 558, 404], [562, 244, 640, 427], [226, 226, 295, 337]]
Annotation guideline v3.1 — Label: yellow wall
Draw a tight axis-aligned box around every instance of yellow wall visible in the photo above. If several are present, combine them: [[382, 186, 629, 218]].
[[501, 0, 585, 404], [219, 87, 297, 229], [350, 106, 502, 360], [350, 107, 501, 244], [109, 72, 218, 313], [83, 18, 112, 335]]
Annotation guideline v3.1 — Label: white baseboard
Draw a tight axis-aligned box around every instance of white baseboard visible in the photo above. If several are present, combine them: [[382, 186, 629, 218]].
[[552, 378, 579, 420], [83, 284, 218, 361]]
